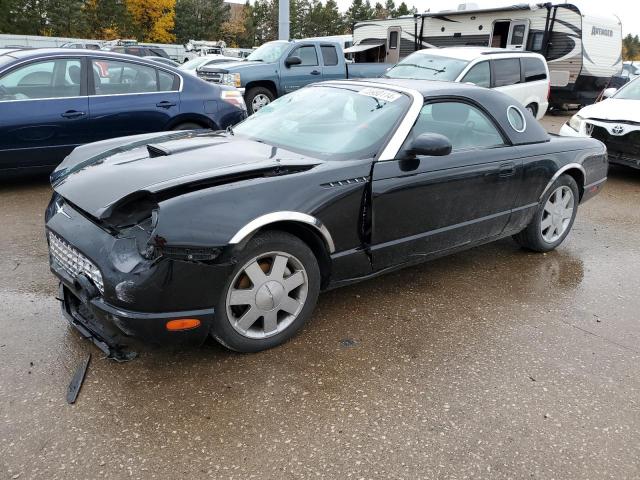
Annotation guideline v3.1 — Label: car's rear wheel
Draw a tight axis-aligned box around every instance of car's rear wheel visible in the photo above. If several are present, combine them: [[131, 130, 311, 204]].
[[245, 87, 274, 114], [211, 231, 320, 352], [513, 174, 579, 252]]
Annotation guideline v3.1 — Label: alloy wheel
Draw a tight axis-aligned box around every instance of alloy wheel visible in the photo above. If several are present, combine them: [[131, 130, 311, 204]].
[[541, 185, 575, 243], [225, 251, 308, 339], [251, 94, 271, 113]]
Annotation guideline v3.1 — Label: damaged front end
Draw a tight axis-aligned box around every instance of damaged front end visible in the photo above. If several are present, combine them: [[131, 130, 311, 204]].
[[45, 192, 234, 360]]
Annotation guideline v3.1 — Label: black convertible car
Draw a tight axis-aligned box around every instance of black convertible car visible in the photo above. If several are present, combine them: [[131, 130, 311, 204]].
[[45, 79, 608, 359]]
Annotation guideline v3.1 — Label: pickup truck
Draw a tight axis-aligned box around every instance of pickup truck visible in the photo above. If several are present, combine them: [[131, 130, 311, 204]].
[[197, 40, 392, 114]]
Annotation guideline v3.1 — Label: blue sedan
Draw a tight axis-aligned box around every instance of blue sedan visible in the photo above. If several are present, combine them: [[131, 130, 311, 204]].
[[0, 48, 247, 177]]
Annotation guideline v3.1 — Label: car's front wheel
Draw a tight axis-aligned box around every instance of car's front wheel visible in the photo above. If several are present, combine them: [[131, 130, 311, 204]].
[[513, 174, 579, 252], [245, 87, 274, 114], [211, 231, 320, 352]]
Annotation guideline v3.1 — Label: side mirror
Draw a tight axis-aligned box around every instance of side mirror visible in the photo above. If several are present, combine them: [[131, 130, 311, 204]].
[[405, 133, 452, 157], [285, 56, 302, 67], [602, 87, 617, 99]]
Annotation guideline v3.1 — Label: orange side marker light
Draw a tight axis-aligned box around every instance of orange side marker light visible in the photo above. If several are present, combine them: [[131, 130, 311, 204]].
[[166, 318, 201, 331]]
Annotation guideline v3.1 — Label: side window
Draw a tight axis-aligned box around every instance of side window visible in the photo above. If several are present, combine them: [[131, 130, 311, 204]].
[[522, 57, 547, 82], [461, 61, 490, 88], [406, 101, 505, 152], [0, 58, 82, 100], [290, 46, 318, 66], [321, 46, 338, 66], [510, 25, 526, 47], [493, 58, 521, 87], [530, 32, 544, 51], [389, 31, 399, 49], [91, 59, 158, 94], [158, 70, 177, 91]]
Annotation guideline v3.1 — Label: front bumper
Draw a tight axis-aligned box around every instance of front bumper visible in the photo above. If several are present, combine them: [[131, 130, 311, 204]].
[[55, 266, 214, 360], [46, 199, 234, 359], [559, 122, 640, 169]]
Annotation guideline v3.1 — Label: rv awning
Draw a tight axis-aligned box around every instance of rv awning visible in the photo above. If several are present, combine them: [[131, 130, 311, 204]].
[[343, 43, 385, 53]]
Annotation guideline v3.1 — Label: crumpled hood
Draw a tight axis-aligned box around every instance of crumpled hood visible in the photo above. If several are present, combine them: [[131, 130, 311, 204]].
[[52, 131, 316, 220], [579, 98, 640, 123]]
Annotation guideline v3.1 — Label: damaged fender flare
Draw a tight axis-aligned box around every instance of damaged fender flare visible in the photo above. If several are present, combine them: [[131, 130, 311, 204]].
[[228, 211, 336, 254]]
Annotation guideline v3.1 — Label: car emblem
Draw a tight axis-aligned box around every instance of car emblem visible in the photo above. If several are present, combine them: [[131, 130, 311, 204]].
[[56, 201, 71, 219], [611, 124, 625, 136]]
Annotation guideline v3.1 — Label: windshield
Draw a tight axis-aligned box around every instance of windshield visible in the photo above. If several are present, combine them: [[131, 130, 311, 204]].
[[233, 85, 411, 160], [246, 41, 289, 63], [179, 57, 211, 71], [614, 78, 640, 100], [384, 53, 469, 81]]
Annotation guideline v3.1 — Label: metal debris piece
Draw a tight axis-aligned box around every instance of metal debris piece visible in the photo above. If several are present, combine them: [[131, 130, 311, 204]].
[[66, 353, 91, 404]]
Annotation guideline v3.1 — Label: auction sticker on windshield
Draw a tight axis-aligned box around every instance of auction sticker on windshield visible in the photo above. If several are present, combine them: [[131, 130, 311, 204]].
[[358, 87, 402, 102]]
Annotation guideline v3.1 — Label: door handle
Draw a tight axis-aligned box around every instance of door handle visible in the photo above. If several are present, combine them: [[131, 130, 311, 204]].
[[61, 110, 86, 119], [499, 162, 516, 177], [310, 70, 321, 75], [156, 101, 177, 108]]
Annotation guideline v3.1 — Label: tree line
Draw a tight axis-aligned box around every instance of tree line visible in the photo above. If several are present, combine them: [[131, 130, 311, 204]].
[[0, 0, 416, 47], [623, 34, 640, 61]]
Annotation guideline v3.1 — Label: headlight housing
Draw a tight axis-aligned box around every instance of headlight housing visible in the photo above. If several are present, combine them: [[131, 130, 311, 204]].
[[221, 72, 241, 87], [221, 90, 247, 110], [568, 114, 584, 132]]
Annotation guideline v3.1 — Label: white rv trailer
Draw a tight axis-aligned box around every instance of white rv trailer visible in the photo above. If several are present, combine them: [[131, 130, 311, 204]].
[[353, 3, 622, 106]]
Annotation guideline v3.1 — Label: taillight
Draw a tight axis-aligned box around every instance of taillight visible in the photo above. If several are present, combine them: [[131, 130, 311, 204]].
[[221, 90, 247, 111]]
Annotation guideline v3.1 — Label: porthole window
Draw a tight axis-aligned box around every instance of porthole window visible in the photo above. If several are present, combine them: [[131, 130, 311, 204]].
[[441, 27, 445, 32], [507, 105, 526, 132], [478, 25, 483, 30]]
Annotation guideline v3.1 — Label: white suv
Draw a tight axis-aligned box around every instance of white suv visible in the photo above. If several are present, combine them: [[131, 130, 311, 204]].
[[384, 47, 550, 119]]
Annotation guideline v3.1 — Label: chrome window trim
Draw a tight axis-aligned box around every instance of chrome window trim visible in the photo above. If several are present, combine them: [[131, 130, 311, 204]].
[[0, 55, 85, 103], [89, 55, 184, 93], [316, 80, 424, 161], [0, 54, 183, 104], [229, 211, 336, 253], [507, 105, 526, 133], [539, 163, 586, 200]]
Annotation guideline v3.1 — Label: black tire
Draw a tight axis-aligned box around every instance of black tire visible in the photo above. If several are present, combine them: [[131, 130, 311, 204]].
[[525, 103, 537, 117], [211, 231, 321, 353], [245, 86, 275, 114], [172, 122, 204, 130], [513, 174, 580, 252]]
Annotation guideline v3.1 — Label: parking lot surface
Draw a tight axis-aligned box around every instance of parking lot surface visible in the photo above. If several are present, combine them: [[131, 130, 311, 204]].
[[1, 115, 639, 479]]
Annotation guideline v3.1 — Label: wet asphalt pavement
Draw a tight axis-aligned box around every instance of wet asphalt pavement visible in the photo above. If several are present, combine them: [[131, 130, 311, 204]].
[[1, 115, 639, 479]]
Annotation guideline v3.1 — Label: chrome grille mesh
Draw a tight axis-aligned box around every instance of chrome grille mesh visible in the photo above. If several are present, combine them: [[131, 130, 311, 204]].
[[49, 232, 104, 293]]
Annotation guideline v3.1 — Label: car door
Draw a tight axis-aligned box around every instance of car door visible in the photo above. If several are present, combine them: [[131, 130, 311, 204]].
[[319, 44, 344, 81], [370, 100, 523, 270], [491, 57, 526, 105], [458, 60, 491, 88], [0, 56, 89, 173], [87, 57, 180, 142], [280, 44, 322, 94]]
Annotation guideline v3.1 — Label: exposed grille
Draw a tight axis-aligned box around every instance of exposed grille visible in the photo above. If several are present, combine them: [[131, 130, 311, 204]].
[[49, 232, 104, 294], [591, 126, 640, 158], [197, 71, 222, 83]]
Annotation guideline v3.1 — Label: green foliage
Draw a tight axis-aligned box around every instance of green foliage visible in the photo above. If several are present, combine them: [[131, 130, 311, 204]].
[[173, 0, 229, 43], [623, 33, 640, 60], [0, 0, 421, 42]]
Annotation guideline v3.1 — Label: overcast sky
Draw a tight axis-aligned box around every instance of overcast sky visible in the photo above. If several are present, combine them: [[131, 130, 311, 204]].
[[227, 0, 639, 36]]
